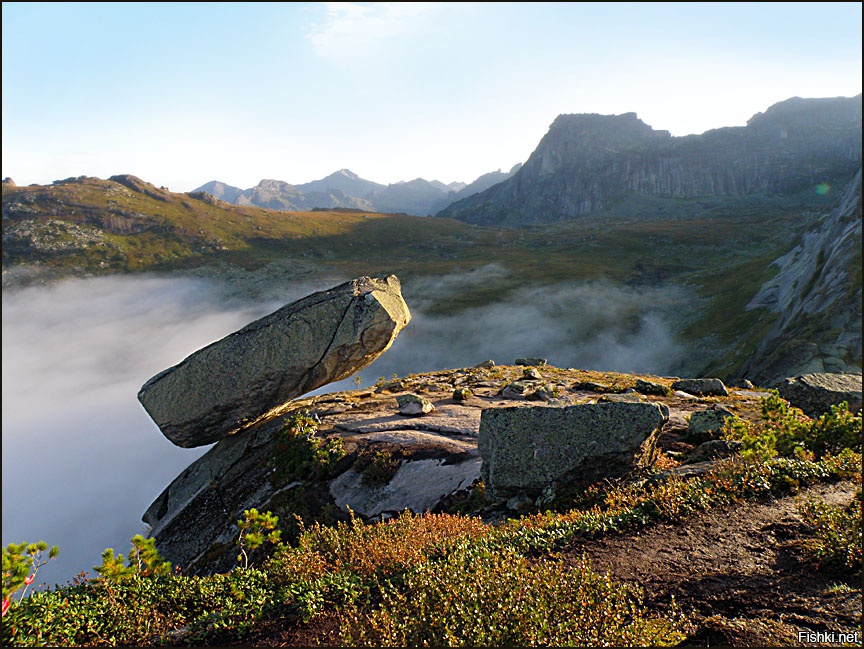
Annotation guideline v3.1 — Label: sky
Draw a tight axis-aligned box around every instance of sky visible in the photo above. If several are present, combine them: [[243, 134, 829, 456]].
[[2, 2, 862, 192]]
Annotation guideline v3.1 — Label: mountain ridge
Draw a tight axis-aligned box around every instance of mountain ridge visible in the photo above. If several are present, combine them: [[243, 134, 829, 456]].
[[437, 95, 862, 226], [2, 94, 861, 384], [191, 165, 521, 216]]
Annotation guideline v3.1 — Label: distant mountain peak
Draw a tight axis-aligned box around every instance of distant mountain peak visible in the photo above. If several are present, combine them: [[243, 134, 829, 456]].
[[190, 164, 520, 216]]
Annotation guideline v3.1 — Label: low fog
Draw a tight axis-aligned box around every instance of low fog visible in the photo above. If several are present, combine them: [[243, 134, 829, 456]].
[[330, 264, 691, 391], [2, 275, 326, 588], [2, 266, 691, 588]]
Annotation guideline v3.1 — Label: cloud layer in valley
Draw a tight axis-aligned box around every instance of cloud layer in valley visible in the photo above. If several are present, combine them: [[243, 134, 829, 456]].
[[1, 275, 321, 588], [353, 265, 691, 384]]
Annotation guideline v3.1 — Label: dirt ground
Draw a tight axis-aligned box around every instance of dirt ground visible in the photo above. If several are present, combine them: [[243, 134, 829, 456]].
[[572, 480, 862, 648]]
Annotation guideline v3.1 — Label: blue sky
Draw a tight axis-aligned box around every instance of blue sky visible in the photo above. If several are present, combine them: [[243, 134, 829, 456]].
[[2, 2, 861, 192]]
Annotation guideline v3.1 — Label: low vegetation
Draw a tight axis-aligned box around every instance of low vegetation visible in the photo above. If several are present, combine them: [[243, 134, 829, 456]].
[[2, 396, 860, 647]]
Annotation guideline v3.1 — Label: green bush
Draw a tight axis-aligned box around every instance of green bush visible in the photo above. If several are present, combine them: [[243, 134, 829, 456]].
[[724, 393, 862, 461], [798, 487, 862, 573], [236, 509, 281, 569], [339, 545, 684, 647], [3, 541, 59, 605], [94, 535, 170, 581], [808, 401, 863, 457], [354, 448, 402, 486], [269, 410, 345, 486], [1, 568, 279, 647]]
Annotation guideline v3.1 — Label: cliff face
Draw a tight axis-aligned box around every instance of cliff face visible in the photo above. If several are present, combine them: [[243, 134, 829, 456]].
[[735, 168, 863, 385], [438, 96, 862, 226]]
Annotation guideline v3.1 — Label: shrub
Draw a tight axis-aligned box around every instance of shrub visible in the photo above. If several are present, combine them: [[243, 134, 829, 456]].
[[339, 546, 684, 647], [2, 541, 59, 616], [354, 448, 402, 486], [1, 568, 279, 646], [269, 410, 345, 486], [798, 487, 862, 573], [237, 509, 281, 569], [94, 535, 170, 581], [807, 402, 862, 458], [724, 393, 862, 461], [268, 510, 491, 584]]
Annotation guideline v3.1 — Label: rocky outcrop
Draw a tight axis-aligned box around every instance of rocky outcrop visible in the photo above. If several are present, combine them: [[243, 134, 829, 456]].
[[108, 174, 172, 203], [137, 276, 411, 448], [688, 406, 737, 442], [777, 373, 862, 418], [142, 364, 777, 576], [329, 449, 480, 519], [478, 401, 669, 499], [684, 439, 742, 464], [737, 169, 862, 385], [397, 394, 435, 416], [447, 164, 522, 203], [437, 96, 862, 226]]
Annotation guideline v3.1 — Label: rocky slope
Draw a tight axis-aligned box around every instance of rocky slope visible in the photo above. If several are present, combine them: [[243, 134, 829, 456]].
[[736, 168, 862, 385], [438, 95, 862, 226]]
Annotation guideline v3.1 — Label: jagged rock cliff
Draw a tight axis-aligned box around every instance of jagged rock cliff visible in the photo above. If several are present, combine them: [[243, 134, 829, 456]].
[[438, 96, 862, 226], [735, 169, 862, 385]]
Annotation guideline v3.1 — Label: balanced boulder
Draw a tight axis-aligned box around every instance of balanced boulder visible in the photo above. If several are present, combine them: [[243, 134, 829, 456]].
[[478, 401, 669, 499], [138, 276, 411, 448]]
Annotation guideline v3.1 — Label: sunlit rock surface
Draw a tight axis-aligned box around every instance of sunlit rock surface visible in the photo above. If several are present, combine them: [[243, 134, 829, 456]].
[[478, 401, 669, 499], [138, 275, 411, 447]]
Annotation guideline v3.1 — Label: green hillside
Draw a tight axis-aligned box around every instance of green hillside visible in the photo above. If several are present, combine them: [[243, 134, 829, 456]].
[[0, 173, 841, 377]]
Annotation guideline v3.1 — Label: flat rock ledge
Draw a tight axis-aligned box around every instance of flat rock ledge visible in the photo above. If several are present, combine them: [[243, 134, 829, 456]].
[[138, 275, 411, 448]]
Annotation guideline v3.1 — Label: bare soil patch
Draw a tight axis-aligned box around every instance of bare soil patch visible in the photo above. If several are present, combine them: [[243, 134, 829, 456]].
[[570, 480, 861, 647]]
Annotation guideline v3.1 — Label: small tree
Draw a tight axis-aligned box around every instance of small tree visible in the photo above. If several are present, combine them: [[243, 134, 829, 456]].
[[94, 535, 171, 581], [2, 541, 59, 615], [237, 509, 281, 569]]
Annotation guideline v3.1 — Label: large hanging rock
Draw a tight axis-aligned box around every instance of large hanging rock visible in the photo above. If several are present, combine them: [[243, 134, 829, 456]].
[[777, 372, 862, 418], [478, 401, 669, 499], [138, 276, 411, 448]]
